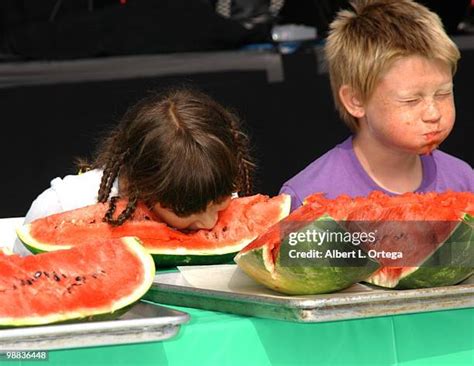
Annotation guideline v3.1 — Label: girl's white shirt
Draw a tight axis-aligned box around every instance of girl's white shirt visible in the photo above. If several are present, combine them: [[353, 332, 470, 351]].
[[13, 169, 118, 256]]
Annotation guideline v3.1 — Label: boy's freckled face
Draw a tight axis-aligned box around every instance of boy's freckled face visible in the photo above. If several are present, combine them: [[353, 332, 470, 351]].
[[360, 55, 455, 155]]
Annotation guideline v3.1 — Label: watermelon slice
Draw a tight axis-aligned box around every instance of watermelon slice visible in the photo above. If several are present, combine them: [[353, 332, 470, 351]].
[[306, 191, 474, 289], [0, 237, 155, 327], [234, 204, 381, 295], [17, 194, 291, 267], [236, 191, 473, 294]]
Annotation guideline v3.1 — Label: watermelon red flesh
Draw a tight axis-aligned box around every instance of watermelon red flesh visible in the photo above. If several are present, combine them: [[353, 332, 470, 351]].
[[305, 191, 474, 221], [240, 203, 329, 267], [0, 238, 155, 326], [304, 191, 474, 288], [18, 194, 291, 265]]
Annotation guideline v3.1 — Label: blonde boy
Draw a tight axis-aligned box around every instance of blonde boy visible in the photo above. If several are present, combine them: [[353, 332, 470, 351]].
[[280, 0, 473, 211]]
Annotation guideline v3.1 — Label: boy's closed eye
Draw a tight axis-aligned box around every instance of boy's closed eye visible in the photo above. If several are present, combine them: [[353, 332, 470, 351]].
[[398, 88, 453, 105], [435, 91, 453, 99], [400, 98, 421, 104]]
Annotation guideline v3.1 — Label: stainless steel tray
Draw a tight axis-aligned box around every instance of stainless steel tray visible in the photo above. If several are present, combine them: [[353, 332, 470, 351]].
[[145, 267, 474, 323], [0, 301, 190, 351]]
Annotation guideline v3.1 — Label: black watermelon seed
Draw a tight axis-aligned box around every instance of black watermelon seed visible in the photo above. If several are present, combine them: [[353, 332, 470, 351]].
[[34, 271, 42, 278]]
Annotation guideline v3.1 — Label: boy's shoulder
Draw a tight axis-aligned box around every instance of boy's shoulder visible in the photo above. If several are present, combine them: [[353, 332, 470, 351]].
[[284, 145, 346, 186], [431, 150, 472, 172], [429, 150, 473, 191], [280, 137, 357, 203]]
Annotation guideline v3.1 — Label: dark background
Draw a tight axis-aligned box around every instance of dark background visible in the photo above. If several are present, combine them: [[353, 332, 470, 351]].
[[0, 43, 472, 218], [0, 1, 472, 218], [1, 0, 472, 60]]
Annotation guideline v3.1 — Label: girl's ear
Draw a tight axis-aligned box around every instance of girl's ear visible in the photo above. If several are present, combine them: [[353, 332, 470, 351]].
[[339, 85, 366, 119]]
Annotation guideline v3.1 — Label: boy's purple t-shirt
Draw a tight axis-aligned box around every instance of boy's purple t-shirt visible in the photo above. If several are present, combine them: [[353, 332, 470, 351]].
[[280, 136, 474, 211]]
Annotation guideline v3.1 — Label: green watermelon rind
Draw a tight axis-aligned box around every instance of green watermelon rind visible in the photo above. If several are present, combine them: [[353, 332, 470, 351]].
[[18, 224, 251, 268], [235, 216, 380, 295], [17, 194, 292, 267], [366, 213, 474, 289], [24, 241, 239, 269], [18, 223, 247, 254], [151, 252, 238, 268], [16, 224, 71, 253], [1, 237, 156, 327], [147, 236, 261, 267]]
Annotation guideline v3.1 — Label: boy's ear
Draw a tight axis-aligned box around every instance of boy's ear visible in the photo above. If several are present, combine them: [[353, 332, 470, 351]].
[[339, 85, 366, 119]]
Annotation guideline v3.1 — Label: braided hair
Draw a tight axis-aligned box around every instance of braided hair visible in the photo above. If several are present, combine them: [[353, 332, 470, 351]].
[[85, 87, 255, 226]]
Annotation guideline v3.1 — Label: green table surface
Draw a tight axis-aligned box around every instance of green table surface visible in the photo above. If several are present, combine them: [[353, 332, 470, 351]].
[[3, 303, 473, 366]]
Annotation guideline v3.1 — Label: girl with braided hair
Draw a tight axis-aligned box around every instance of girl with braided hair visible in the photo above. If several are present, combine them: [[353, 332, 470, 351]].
[[14, 88, 254, 255]]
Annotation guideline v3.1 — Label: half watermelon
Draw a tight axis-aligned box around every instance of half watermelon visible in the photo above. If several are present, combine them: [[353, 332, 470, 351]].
[[0, 237, 155, 327], [17, 194, 291, 267]]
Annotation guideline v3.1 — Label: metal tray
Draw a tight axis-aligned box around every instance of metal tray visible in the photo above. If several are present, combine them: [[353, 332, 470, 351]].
[[0, 301, 190, 351], [144, 267, 474, 323]]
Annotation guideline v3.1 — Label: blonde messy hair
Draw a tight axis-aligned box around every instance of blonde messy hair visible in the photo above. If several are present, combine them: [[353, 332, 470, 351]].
[[324, 0, 461, 131]]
